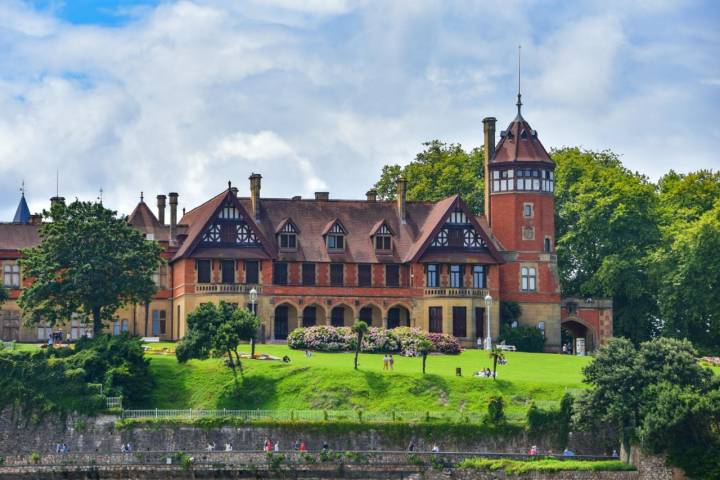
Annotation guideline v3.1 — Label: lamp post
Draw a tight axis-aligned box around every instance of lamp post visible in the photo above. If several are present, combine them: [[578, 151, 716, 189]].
[[249, 288, 258, 314], [484, 294, 493, 350]]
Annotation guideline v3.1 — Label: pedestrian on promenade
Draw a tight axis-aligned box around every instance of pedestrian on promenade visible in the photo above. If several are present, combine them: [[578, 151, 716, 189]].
[[300, 441, 306, 452], [383, 354, 389, 370], [389, 354, 394, 370], [407, 440, 415, 452], [274, 441, 280, 452]]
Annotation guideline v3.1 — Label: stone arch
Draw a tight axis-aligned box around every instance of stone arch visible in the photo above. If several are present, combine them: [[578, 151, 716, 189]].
[[357, 303, 382, 327], [301, 303, 326, 327], [329, 302, 355, 327], [561, 316, 598, 354], [386, 303, 412, 329], [273, 302, 298, 341]]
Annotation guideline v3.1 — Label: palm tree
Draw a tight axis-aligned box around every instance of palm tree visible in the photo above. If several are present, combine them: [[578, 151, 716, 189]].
[[489, 346, 505, 380], [351, 320, 369, 370], [418, 339, 433, 374]]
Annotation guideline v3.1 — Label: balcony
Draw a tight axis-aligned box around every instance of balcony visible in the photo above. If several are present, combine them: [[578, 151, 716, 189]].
[[423, 288, 489, 298], [194, 284, 262, 294]]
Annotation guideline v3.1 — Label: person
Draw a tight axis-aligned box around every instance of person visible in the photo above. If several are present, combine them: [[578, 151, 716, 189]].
[[431, 444, 439, 453], [225, 443, 233, 452], [563, 448, 575, 457], [294, 439, 300, 451], [121, 444, 126, 453], [55, 443, 61, 453], [383, 354, 389, 370], [476, 337, 483, 349], [274, 441, 280, 452], [389, 354, 394, 370], [299, 441, 306, 452], [61, 443, 68, 453], [322, 441, 329, 452], [407, 440, 415, 452], [612, 449, 619, 458], [529, 445, 537, 455], [283, 355, 291, 363], [206, 441, 216, 452], [48, 334, 53, 347], [562, 343, 567, 354], [305, 350, 312, 358]]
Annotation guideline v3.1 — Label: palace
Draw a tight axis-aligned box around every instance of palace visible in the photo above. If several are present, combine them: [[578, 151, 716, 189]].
[[0, 102, 612, 352]]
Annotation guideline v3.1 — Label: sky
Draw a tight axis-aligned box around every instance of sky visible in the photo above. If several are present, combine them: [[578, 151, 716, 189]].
[[0, 0, 718, 220]]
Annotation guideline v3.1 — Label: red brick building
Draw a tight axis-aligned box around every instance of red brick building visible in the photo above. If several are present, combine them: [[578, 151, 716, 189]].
[[0, 102, 611, 352]]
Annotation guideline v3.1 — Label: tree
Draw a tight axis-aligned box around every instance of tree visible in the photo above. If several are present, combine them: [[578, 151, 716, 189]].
[[499, 301, 521, 327], [553, 148, 662, 343], [373, 140, 485, 214], [18, 201, 162, 336], [176, 302, 260, 383], [488, 346, 505, 380], [575, 337, 714, 462], [0, 285, 7, 307], [351, 320, 369, 370], [417, 339, 432, 374]]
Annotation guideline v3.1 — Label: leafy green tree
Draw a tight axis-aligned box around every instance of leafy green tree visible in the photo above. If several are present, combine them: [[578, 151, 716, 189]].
[[373, 140, 485, 214], [499, 301, 521, 327], [176, 302, 260, 382], [351, 320, 369, 370], [485, 395, 506, 425], [497, 325, 545, 352], [417, 339, 432, 374], [553, 148, 661, 343], [18, 201, 163, 336], [576, 337, 714, 462]]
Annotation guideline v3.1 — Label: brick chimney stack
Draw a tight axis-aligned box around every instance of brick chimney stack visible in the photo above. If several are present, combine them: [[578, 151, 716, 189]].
[[156, 195, 166, 225], [249, 173, 262, 221], [366, 190, 377, 202], [168, 192, 178, 243], [482, 117, 497, 226]]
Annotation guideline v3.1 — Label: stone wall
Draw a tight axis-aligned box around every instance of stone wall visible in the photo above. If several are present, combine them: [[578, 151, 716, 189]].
[[0, 410, 610, 456]]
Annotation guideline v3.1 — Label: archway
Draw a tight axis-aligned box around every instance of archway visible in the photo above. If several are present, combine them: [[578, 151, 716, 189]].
[[274, 303, 298, 340], [301, 304, 326, 327], [387, 305, 411, 329], [561, 319, 596, 355], [330, 304, 354, 327], [358, 304, 382, 327]]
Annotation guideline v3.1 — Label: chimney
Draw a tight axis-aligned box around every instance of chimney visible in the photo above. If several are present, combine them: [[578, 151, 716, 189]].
[[482, 116, 497, 226], [50, 196, 65, 209], [249, 173, 262, 221], [168, 192, 178, 243], [29, 214, 42, 225], [315, 192, 329, 201], [366, 190, 377, 202], [396, 177, 407, 223], [156, 195, 166, 225]]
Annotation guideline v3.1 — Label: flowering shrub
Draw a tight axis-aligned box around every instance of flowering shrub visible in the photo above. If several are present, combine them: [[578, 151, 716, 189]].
[[288, 325, 460, 355], [427, 333, 461, 354]]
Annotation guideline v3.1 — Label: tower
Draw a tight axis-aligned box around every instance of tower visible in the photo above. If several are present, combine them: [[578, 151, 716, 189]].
[[484, 89, 562, 351]]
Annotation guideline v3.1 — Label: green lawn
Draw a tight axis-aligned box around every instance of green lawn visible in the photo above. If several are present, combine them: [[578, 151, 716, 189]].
[[145, 344, 591, 416]]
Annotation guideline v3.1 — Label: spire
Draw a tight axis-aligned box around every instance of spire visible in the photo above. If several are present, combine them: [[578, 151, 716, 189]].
[[13, 182, 31, 224], [516, 45, 523, 118]]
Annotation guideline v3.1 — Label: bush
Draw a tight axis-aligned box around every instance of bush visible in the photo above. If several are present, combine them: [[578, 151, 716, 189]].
[[393, 327, 427, 356], [485, 395, 506, 425], [497, 326, 545, 352], [426, 333, 461, 354]]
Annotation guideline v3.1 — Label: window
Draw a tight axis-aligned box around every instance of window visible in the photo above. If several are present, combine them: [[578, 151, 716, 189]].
[[463, 228, 485, 248], [122, 319, 128, 332], [330, 264, 344, 286], [359, 307, 373, 325], [245, 260, 259, 284], [385, 265, 400, 287], [3, 264, 20, 288], [449, 264, 463, 288], [544, 237, 552, 253], [429, 307, 443, 333], [273, 262, 288, 285], [113, 321, 121, 335], [521, 266, 537, 291], [538, 321, 545, 338], [375, 224, 392, 251], [492, 169, 514, 192], [197, 260, 211, 284], [447, 228, 464, 247], [331, 307, 345, 327], [448, 209, 469, 224], [523, 203, 534, 218], [326, 222, 345, 251], [542, 170, 555, 192], [278, 222, 298, 250], [152, 310, 166, 336], [302, 306, 317, 327], [302, 263, 316, 286], [358, 264, 372, 287], [426, 264, 438, 288], [452, 306, 467, 337], [472, 265, 486, 288], [567, 302, 578, 315], [221, 260, 235, 284], [431, 228, 449, 247]]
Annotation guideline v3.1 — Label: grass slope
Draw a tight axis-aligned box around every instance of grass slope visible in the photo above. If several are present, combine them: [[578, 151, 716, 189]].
[[147, 344, 590, 416]]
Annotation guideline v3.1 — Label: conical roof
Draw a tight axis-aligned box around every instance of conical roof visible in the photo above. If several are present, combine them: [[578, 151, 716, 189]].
[[13, 194, 31, 224], [492, 111, 553, 164]]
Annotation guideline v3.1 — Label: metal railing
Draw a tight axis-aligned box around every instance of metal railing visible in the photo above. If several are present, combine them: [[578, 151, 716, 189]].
[[423, 288, 489, 298], [121, 408, 524, 423], [194, 284, 262, 294], [106, 396, 123, 409]]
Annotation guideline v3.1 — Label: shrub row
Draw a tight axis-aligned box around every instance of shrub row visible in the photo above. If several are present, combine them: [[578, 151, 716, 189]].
[[288, 326, 460, 355]]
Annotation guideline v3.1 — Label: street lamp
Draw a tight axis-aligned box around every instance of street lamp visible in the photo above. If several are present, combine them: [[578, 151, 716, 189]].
[[249, 288, 258, 314], [484, 294, 493, 350]]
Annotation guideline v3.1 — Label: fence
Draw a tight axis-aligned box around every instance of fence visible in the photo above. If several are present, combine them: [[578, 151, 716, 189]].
[[121, 408, 525, 423], [106, 396, 123, 409]]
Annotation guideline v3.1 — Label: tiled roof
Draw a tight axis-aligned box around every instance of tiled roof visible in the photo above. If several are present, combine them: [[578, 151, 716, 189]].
[[492, 113, 553, 164], [128, 201, 171, 241], [0, 224, 40, 251]]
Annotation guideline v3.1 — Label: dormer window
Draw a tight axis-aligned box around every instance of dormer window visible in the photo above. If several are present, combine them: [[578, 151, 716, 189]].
[[277, 221, 298, 251], [374, 224, 392, 252], [326, 222, 346, 251]]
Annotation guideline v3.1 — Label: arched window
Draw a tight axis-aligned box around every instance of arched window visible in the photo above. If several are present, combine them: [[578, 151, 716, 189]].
[[521, 266, 537, 291], [544, 237, 552, 252]]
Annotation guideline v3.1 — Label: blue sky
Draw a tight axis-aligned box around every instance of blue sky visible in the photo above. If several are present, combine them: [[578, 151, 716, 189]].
[[0, 0, 718, 219]]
